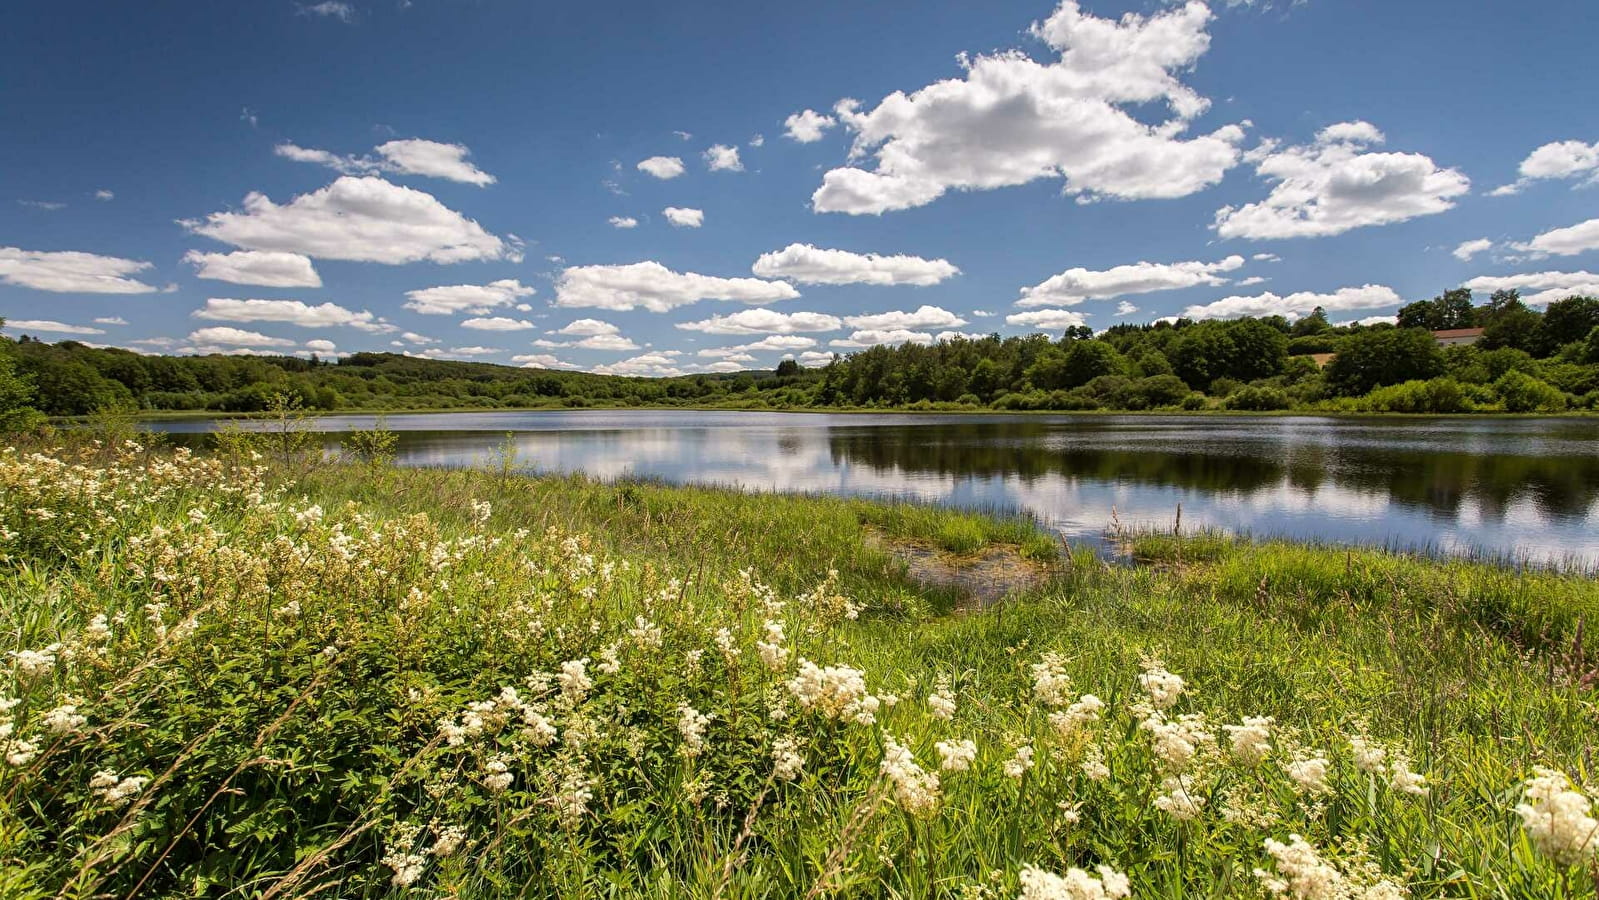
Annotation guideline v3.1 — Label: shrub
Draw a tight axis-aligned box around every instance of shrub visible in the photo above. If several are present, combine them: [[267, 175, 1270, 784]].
[[1225, 385, 1292, 411], [1494, 370, 1567, 412], [1361, 377, 1470, 414], [1179, 393, 1206, 410]]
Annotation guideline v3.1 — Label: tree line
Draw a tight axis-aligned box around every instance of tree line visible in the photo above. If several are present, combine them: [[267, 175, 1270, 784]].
[[2, 288, 1598, 424]]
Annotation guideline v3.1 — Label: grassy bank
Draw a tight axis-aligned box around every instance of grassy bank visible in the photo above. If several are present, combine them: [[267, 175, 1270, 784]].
[[2, 441, 1597, 898]]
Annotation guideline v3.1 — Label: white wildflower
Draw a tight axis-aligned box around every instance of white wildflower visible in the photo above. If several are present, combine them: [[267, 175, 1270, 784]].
[[557, 659, 592, 701], [1223, 716, 1274, 766], [772, 736, 805, 781], [1388, 754, 1428, 797], [482, 757, 514, 794], [1049, 694, 1104, 737], [677, 703, 711, 758], [1284, 754, 1332, 796], [928, 689, 957, 721], [936, 739, 977, 772], [881, 736, 940, 815], [1004, 745, 1035, 780], [1154, 775, 1205, 821], [42, 703, 88, 735], [1016, 864, 1131, 900], [89, 770, 148, 807], [1516, 768, 1599, 866], [1030, 652, 1073, 707], [786, 659, 880, 725], [1137, 658, 1185, 710]]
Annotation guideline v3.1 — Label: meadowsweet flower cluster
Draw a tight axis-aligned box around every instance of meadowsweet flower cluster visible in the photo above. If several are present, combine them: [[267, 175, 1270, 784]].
[[1016, 864, 1131, 900], [786, 659, 881, 725], [1516, 768, 1599, 866], [881, 736, 940, 815]]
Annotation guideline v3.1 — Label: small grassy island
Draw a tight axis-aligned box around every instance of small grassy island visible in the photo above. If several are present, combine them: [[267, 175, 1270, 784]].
[[2, 432, 1597, 898]]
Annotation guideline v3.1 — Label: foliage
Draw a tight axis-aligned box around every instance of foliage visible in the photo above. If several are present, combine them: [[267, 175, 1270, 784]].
[[1359, 377, 1470, 414], [1323, 328, 1446, 396], [1494, 370, 1568, 413], [1224, 385, 1293, 411]]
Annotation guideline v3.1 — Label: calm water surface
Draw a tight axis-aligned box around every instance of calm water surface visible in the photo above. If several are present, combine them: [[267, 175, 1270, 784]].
[[147, 411, 1599, 566]]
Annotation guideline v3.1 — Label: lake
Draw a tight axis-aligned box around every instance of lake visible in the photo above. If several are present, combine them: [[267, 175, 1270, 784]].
[[146, 410, 1599, 567]]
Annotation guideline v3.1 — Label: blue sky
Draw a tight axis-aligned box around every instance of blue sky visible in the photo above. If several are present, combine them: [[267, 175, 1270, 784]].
[[3, 0, 1597, 375]]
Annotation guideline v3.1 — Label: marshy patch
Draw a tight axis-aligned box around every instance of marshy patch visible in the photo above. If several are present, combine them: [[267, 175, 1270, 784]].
[[864, 526, 1057, 608]]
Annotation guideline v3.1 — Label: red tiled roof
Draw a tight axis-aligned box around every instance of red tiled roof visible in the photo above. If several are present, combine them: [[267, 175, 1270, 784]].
[[1430, 328, 1484, 339]]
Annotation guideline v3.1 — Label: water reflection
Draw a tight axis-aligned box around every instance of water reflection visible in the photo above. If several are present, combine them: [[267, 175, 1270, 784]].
[[148, 411, 1599, 565]]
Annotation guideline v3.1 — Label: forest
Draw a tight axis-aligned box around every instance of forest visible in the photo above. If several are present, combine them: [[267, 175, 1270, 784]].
[[3, 288, 1599, 423]]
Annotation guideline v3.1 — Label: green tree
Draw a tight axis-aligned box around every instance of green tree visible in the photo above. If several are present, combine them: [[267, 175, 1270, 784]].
[[1324, 328, 1445, 396], [1534, 295, 1599, 356], [1290, 306, 1331, 337], [1397, 288, 1476, 330]]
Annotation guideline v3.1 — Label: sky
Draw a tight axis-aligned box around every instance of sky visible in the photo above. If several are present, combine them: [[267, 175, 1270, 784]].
[[2, 0, 1598, 376]]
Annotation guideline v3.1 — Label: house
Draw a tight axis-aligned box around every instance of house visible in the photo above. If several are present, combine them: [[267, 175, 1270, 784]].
[[1431, 327, 1484, 347]]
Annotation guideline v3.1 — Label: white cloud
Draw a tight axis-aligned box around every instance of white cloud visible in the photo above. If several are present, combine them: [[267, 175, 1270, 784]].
[[637, 156, 686, 179], [4, 319, 106, 335], [748, 134, 765, 148], [1252, 252, 1280, 262], [843, 305, 967, 330], [0, 247, 159, 294], [398, 331, 436, 345], [512, 354, 581, 369], [699, 335, 817, 357], [461, 317, 536, 331], [608, 216, 639, 229], [410, 346, 503, 359], [1005, 309, 1089, 330], [1491, 139, 1599, 195], [94, 189, 114, 201], [663, 207, 704, 227], [1017, 255, 1244, 308], [1214, 122, 1470, 239], [798, 350, 835, 367], [1337, 315, 1398, 327], [18, 200, 66, 210], [302, 1, 355, 22], [188, 326, 295, 347], [1114, 301, 1139, 316], [275, 139, 495, 186], [305, 339, 338, 353], [1452, 238, 1494, 262], [373, 139, 495, 186], [592, 352, 685, 377], [1181, 284, 1402, 320], [183, 250, 322, 287], [194, 298, 391, 332], [811, 1, 1245, 215], [936, 330, 988, 342], [971, 309, 996, 318], [555, 262, 798, 312], [751, 243, 959, 286], [784, 109, 837, 143], [94, 316, 128, 325], [1511, 218, 1599, 258], [572, 333, 639, 351], [187, 176, 511, 264], [703, 361, 745, 373], [703, 144, 743, 172], [676, 308, 842, 335], [1235, 276, 1267, 286], [404, 279, 536, 315], [830, 330, 937, 348], [1461, 271, 1599, 306], [556, 319, 621, 336]]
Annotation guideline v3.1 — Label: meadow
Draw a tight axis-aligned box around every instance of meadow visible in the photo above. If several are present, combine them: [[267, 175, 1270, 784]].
[[1, 433, 1596, 898]]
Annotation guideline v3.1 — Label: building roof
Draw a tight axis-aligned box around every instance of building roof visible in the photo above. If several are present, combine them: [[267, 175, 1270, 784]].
[[1430, 327, 1485, 339]]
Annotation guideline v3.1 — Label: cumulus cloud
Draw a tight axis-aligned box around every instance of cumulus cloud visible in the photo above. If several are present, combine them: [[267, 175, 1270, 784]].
[[1452, 238, 1494, 262], [1462, 271, 1599, 306], [571, 333, 639, 351], [194, 298, 391, 332], [829, 329, 936, 348], [784, 109, 837, 143], [460, 316, 536, 331], [675, 308, 843, 335], [1510, 217, 1599, 258], [1005, 308, 1089, 330], [302, 1, 355, 22], [186, 176, 512, 264], [188, 326, 295, 347], [0, 247, 159, 294], [94, 189, 114, 201], [703, 144, 743, 171], [698, 335, 817, 357], [555, 262, 798, 313], [751, 243, 959, 286], [94, 316, 128, 325], [843, 305, 967, 330], [1491, 139, 1599, 195], [275, 138, 495, 185], [663, 207, 704, 227], [1017, 255, 1244, 307], [555, 318, 621, 336], [1114, 301, 1139, 316], [811, 1, 1245, 214], [1213, 122, 1469, 239], [798, 350, 836, 367], [512, 354, 581, 369], [403, 279, 536, 315], [183, 250, 322, 287], [637, 156, 686, 179], [1180, 284, 1402, 320], [608, 216, 639, 229], [592, 352, 685, 377], [4, 319, 106, 335]]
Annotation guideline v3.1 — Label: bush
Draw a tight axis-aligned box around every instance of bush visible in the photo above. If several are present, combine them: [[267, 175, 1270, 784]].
[[1360, 377, 1469, 413], [1180, 393, 1206, 410], [1225, 385, 1292, 411], [1494, 370, 1567, 412]]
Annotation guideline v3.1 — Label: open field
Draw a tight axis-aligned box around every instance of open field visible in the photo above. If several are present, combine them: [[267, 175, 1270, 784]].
[[2, 437, 1597, 898]]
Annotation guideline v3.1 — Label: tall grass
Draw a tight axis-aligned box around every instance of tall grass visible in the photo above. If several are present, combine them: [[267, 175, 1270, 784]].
[[1, 440, 1596, 898]]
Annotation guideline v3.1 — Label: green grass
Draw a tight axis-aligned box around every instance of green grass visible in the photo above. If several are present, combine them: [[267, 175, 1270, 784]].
[[2, 441, 1597, 898]]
